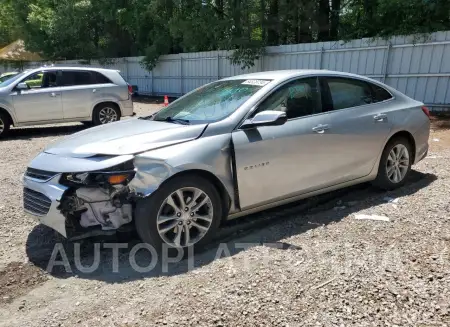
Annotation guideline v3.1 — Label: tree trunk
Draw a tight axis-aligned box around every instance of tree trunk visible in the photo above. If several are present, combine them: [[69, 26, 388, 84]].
[[260, 0, 266, 43], [299, 2, 312, 43], [215, 0, 224, 19], [232, 0, 242, 42], [267, 0, 279, 45], [317, 0, 330, 41], [294, 1, 300, 43], [330, 0, 341, 39]]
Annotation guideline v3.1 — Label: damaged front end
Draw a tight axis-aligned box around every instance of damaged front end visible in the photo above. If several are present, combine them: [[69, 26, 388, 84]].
[[57, 161, 137, 240]]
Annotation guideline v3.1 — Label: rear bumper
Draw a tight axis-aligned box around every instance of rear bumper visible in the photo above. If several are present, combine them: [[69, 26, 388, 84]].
[[413, 120, 431, 164], [22, 174, 68, 237], [119, 98, 134, 117]]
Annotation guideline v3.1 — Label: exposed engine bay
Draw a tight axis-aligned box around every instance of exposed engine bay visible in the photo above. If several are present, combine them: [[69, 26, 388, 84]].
[[58, 162, 136, 236], [66, 187, 132, 230]]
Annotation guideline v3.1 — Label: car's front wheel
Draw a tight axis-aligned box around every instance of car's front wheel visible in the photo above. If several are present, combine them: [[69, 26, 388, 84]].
[[135, 175, 222, 252], [373, 137, 412, 190]]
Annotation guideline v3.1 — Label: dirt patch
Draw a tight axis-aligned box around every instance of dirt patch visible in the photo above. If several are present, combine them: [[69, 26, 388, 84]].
[[430, 115, 450, 131], [0, 262, 48, 305], [430, 116, 450, 150]]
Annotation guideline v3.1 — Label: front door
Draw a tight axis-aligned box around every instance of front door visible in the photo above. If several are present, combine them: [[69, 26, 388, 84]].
[[12, 71, 63, 123], [232, 77, 333, 210]]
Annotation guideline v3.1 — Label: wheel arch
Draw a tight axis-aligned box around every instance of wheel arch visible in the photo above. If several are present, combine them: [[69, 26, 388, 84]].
[[384, 130, 416, 160], [0, 107, 15, 126], [91, 101, 121, 118], [369, 129, 417, 180], [159, 169, 231, 221]]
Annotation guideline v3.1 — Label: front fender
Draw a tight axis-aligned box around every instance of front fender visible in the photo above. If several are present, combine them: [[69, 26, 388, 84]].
[[0, 98, 17, 125], [128, 133, 236, 208]]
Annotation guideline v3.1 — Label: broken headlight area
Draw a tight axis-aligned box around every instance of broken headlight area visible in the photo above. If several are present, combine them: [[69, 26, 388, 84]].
[[58, 161, 136, 234], [59, 160, 136, 187]]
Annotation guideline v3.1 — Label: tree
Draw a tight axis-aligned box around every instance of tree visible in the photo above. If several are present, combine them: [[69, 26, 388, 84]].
[[0, 0, 20, 48], [5, 0, 450, 69]]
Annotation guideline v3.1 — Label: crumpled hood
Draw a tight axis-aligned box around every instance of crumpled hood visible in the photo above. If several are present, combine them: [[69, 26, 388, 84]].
[[44, 118, 207, 157]]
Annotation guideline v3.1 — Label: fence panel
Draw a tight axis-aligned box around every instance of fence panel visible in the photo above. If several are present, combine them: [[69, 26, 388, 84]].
[[3, 30, 450, 111]]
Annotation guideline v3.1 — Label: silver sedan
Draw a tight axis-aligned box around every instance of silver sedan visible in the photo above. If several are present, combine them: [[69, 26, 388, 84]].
[[22, 70, 430, 250]]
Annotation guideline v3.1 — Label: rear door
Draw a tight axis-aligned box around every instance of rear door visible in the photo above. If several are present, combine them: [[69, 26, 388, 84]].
[[59, 70, 109, 119], [12, 70, 63, 123], [318, 76, 394, 182]]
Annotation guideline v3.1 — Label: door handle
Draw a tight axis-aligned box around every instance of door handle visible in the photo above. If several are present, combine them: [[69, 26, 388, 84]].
[[373, 113, 387, 122], [312, 124, 330, 134], [50, 92, 60, 97], [93, 89, 96, 93]]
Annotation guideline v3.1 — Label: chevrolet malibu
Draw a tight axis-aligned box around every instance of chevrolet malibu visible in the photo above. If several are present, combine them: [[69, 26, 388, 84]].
[[22, 70, 430, 250]]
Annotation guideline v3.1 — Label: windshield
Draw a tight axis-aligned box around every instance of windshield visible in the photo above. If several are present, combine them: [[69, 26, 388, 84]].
[[0, 72, 26, 88], [0, 73, 17, 82], [152, 79, 272, 124]]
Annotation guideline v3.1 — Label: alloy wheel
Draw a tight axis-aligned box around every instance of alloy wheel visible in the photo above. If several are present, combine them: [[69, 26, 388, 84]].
[[0, 117, 4, 135], [156, 187, 213, 247], [98, 107, 118, 124], [386, 144, 409, 183]]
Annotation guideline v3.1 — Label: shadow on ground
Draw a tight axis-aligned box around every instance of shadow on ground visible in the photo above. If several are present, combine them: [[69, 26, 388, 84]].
[[26, 170, 437, 283], [133, 95, 177, 104], [6, 124, 86, 140]]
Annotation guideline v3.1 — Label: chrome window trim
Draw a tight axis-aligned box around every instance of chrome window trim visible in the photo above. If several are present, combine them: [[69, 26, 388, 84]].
[[234, 74, 397, 130]]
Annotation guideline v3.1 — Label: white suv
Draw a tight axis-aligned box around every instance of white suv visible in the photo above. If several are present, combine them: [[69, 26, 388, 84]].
[[0, 66, 134, 138]]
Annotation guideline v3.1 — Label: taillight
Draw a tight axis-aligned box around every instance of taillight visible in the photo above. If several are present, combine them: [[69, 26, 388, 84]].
[[127, 84, 133, 95], [421, 106, 431, 119]]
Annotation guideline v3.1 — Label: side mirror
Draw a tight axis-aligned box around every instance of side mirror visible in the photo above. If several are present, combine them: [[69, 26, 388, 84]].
[[240, 110, 287, 129], [16, 82, 29, 90]]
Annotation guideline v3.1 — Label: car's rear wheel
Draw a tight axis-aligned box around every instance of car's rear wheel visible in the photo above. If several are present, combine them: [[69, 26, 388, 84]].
[[135, 175, 222, 252], [0, 111, 11, 139], [372, 137, 412, 190], [92, 104, 120, 125]]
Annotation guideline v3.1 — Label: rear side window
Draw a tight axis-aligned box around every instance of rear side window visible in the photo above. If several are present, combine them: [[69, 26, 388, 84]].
[[325, 77, 374, 110], [92, 72, 112, 84], [371, 84, 392, 102], [60, 71, 93, 86]]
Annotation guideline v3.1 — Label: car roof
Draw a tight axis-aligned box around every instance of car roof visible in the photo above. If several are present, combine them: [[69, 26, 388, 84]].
[[223, 69, 377, 83], [28, 66, 120, 74]]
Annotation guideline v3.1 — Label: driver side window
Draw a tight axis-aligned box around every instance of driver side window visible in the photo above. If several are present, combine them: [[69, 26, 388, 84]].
[[253, 77, 322, 119], [21, 71, 57, 89]]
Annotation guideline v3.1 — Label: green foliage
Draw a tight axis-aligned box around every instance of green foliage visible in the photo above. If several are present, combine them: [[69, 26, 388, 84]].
[[3, 0, 450, 70], [229, 47, 266, 70], [0, 1, 19, 48], [339, 0, 450, 41], [25, 73, 43, 88]]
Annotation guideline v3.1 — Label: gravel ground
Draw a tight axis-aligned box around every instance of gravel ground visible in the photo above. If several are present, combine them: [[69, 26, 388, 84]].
[[0, 102, 449, 327]]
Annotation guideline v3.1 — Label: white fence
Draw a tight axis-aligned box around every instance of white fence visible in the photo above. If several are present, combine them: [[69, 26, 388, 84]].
[[13, 31, 450, 111]]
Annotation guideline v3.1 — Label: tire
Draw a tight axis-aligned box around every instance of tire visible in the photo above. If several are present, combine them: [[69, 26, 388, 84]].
[[92, 104, 121, 125], [135, 175, 222, 252], [372, 137, 413, 190], [0, 111, 11, 139]]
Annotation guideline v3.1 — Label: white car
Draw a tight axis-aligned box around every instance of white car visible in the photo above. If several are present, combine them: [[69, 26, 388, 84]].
[[0, 66, 134, 137]]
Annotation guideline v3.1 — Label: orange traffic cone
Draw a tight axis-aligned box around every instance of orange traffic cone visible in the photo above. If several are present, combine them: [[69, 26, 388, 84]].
[[163, 95, 169, 107]]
